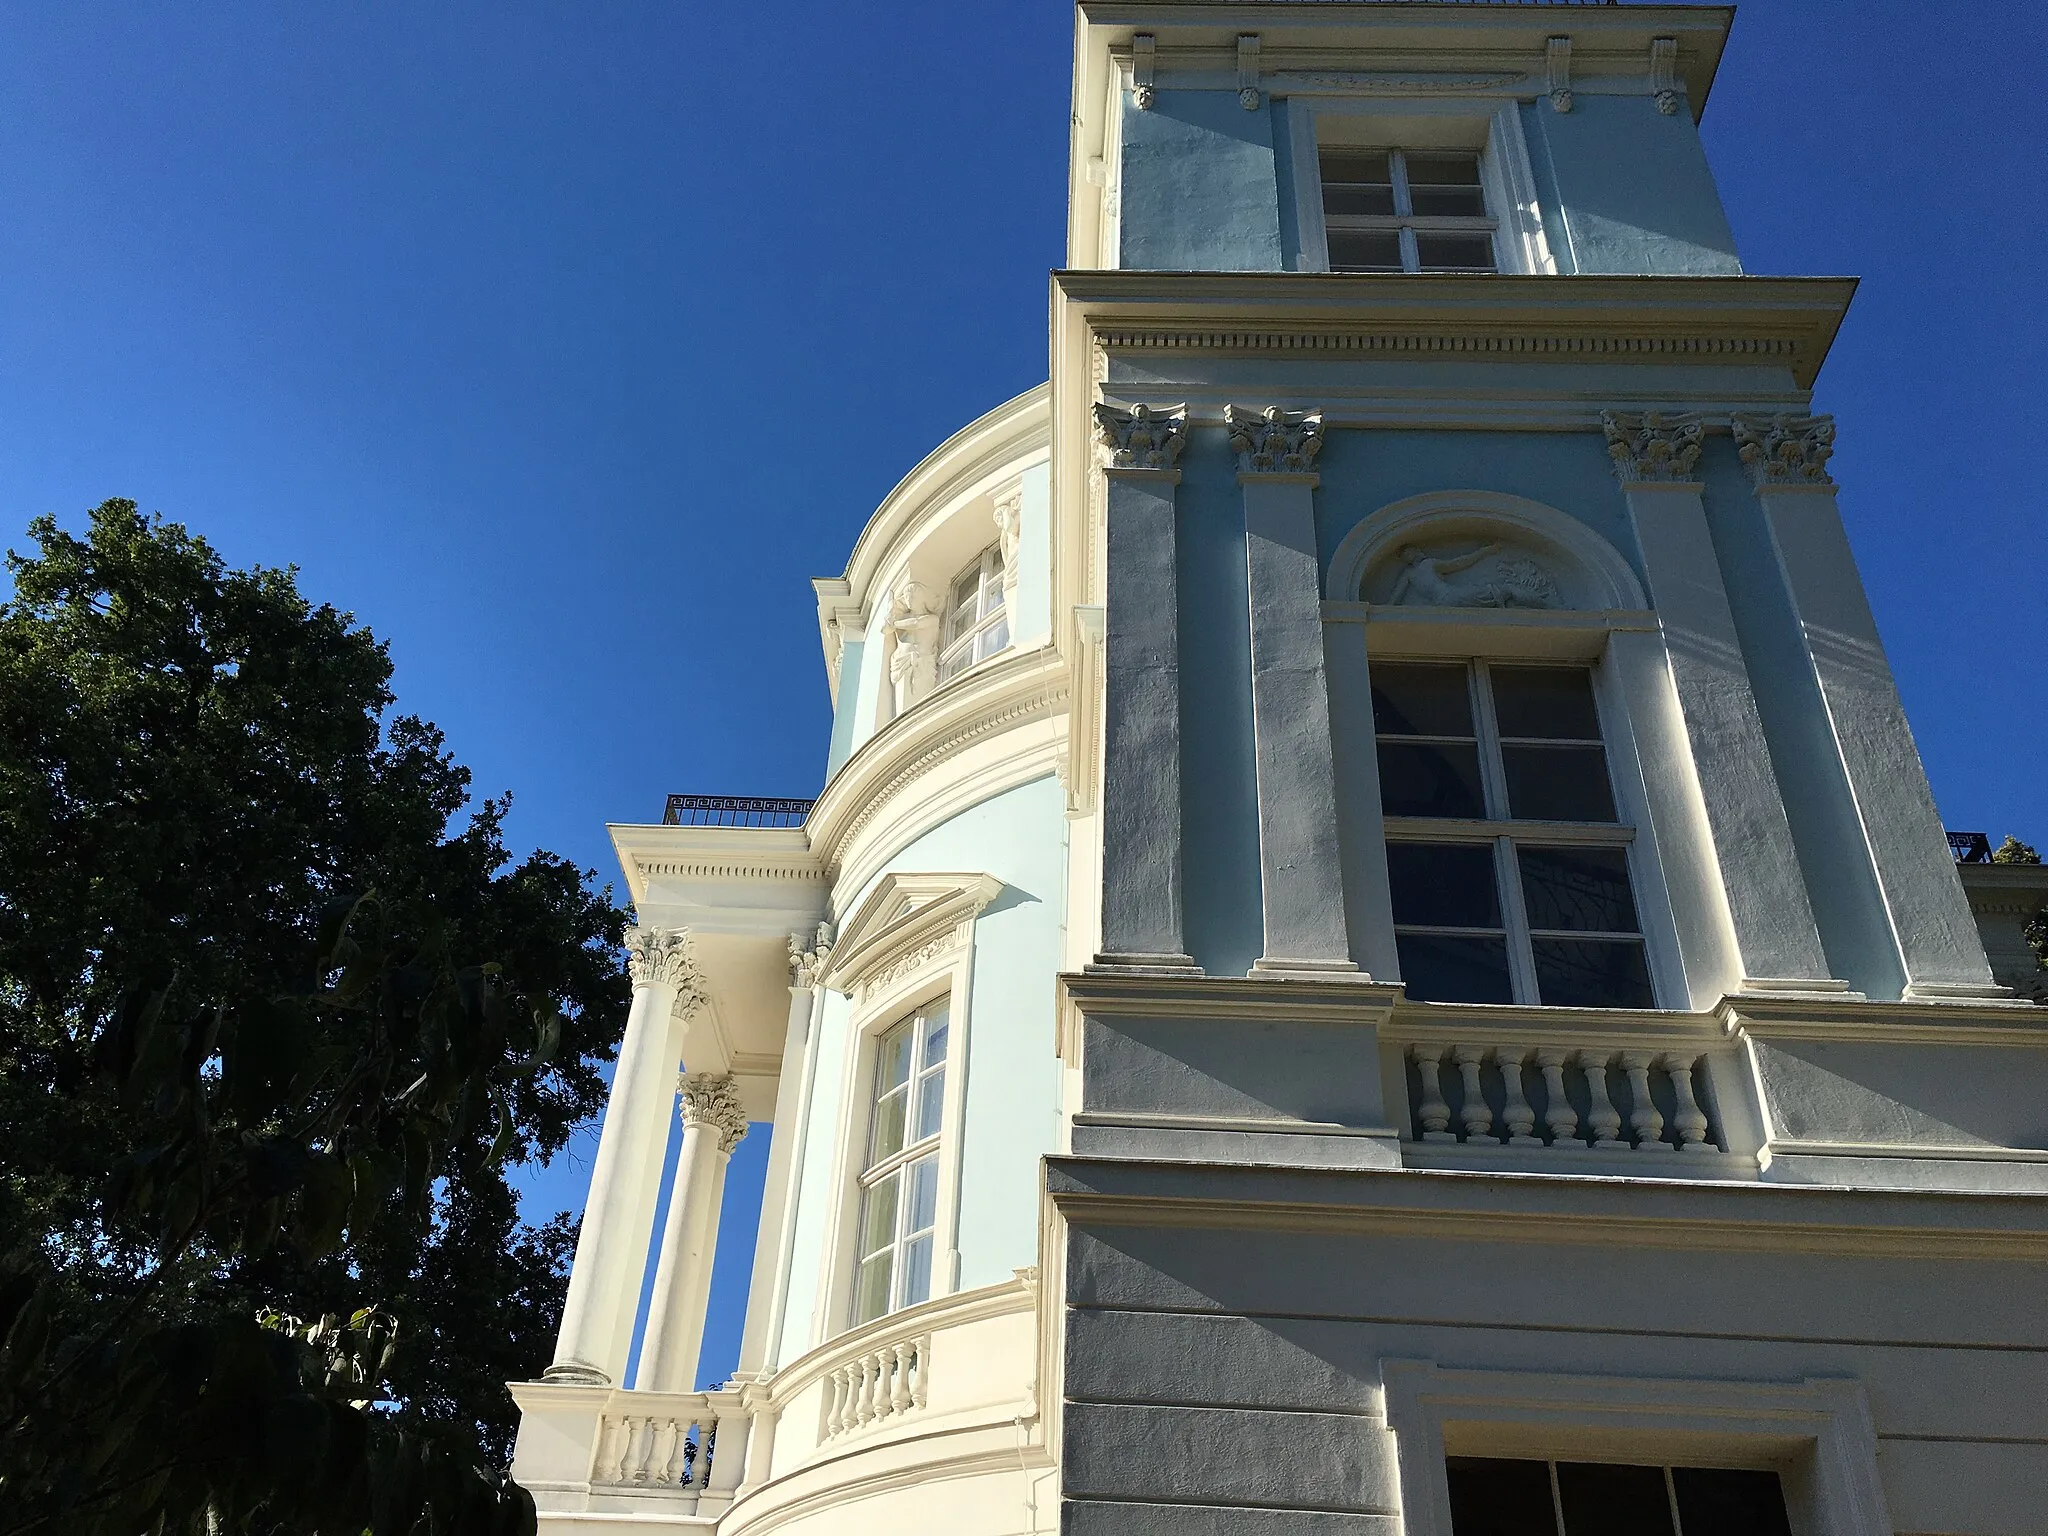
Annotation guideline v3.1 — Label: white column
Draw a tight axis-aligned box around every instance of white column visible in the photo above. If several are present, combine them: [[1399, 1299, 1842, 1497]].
[[735, 927, 832, 1379], [1229, 405, 1360, 977], [637, 1072, 750, 1394], [544, 927, 699, 1385], [1089, 402, 1200, 972], [1602, 412, 1844, 995], [1734, 414, 2008, 1003]]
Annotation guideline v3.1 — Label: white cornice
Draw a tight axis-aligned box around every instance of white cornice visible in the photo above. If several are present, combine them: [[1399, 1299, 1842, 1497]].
[[607, 823, 825, 909]]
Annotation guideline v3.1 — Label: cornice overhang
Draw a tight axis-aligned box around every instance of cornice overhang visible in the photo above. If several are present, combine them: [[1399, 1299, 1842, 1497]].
[[1957, 861, 2048, 919], [607, 822, 825, 910]]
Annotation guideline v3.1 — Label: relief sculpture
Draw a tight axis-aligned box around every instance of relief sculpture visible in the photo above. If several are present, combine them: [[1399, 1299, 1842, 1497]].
[[1386, 542, 1559, 609]]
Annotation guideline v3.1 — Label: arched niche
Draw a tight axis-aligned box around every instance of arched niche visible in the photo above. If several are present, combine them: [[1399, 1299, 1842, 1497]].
[[1325, 490, 1647, 613]]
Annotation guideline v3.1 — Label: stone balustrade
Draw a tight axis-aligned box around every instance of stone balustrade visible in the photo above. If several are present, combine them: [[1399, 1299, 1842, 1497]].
[[820, 1334, 929, 1440], [1406, 1042, 1720, 1153], [588, 1389, 750, 1509]]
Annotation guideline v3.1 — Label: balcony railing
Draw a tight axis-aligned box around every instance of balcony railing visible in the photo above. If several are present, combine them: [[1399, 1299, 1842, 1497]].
[[1950, 830, 1994, 864], [662, 794, 815, 829]]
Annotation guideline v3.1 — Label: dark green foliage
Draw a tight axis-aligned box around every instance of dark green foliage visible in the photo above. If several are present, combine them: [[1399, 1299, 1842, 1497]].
[[0, 502, 631, 1532]]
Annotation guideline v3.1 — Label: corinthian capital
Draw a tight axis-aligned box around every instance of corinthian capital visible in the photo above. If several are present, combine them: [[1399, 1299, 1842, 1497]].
[[789, 923, 835, 989], [626, 926, 707, 1020], [679, 1071, 749, 1155], [1732, 413, 1836, 488], [1226, 405, 1324, 475], [1601, 410, 1705, 485], [1093, 402, 1187, 471]]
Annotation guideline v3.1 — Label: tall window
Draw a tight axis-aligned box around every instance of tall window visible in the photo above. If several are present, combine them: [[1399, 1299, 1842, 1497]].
[[853, 1000, 949, 1324], [1320, 149, 1497, 274], [1373, 661, 1654, 1009], [938, 544, 1009, 682], [1448, 1456, 1792, 1536]]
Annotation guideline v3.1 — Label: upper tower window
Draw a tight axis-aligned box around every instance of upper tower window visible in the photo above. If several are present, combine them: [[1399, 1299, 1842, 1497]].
[[938, 543, 1010, 682], [1320, 149, 1497, 274], [853, 1000, 949, 1324]]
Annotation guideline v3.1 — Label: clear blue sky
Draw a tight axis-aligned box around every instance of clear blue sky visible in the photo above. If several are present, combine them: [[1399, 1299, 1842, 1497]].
[[3, 1, 2041, 1388]]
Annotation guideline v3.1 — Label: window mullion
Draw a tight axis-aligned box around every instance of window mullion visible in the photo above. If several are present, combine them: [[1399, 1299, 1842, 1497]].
[[1469, 661, 1512, 821], [1495, 834, 1542, 1005]]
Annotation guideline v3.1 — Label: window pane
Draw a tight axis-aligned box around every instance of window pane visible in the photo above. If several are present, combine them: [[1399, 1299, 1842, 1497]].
[[1518, 847, 1640, 933], [1405, 152, 1481, 187], [1555, 1463, 1674, 1536], [1388, 842, 1501, 928], [858, 1174, 899, 1258], [1327, 228, 1403, 273], [905, 1154, 939, 1234], [869, 1086, 907, 1163], [977, 613, 1010, 660], [854, 1251, 894, 1324], [1502, 745, 1617, 823], [1415, 232, 1496, 272], [1371, 663, 1473, 737], [914, 1065, 946, 1142], [1671, 1468, 1793, 1536], [1491, 667, 1602, 741], [918, 1004, 950, 1069], [1378, 742, 1486, 819], [1320, 150, 1392, 187], [1408, 185, 1488, 218], [1323, 184, 1396, 218], [899, 1234, 934, 1308], [876, 1024, 913, 1091], [1445, 1457, 1556, 1536], [1396, 932, 1514, 1005], [1531, 938, 1655, 1009]]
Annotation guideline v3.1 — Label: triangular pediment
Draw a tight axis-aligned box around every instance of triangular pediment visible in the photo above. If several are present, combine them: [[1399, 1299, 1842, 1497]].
[[821, 872, 1004, 998]]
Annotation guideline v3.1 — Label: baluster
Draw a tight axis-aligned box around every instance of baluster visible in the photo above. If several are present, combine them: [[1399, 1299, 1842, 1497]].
[[1582, 1052, 1625, 1148], [1666, 1054, 1713, 1152], [874, 1351, 896, 1422], [855, 1355, 877, 1426], [621, 1416, 654, 1483], [1622, 1053, 1671, 1150], [1453, 1044, 1495, 1142], [910, 1339, 929, 1407], [1498, 1046, 1542, 1145], [891, 1341, 914, 1415], [1411, 1045, 1455, 1142], [697, 1419, 714, 1490], [591, 1414, 628, 1484], [647, 1417, 679, 1485], [827, 1367, 850, 1436], [1536, 1048, 1580, 1145]]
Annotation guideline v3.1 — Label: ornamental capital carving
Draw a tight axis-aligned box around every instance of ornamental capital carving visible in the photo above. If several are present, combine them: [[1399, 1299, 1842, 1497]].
[[1601, 410, 1705, 485], [1732, 413, 1836, 488], [679, 1071, 748, 1156], [1649, 36, 1681, 115], [789, 922, 835, 989], [626, 924, 706, 1014], [1226, 405, 1324, 475], [1093, 402, 1186, 471]]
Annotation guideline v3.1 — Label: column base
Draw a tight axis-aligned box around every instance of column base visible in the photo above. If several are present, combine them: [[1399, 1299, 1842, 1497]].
[[1902, 980, 2028, 1006], [1250, 956, 1369, 981], [1087, 951, 1203, 976], [540, 1361, 611, 1386]]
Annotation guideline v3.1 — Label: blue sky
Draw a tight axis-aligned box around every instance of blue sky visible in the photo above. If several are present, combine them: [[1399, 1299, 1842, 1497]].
[[3, 1, 2041, 1388]]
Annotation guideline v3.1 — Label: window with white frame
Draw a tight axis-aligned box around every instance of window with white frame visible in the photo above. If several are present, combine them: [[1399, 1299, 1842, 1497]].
[[938, 544, 1009, 682], [1320, 149, 1497, 274], [1373, 660, 1654, 1009], [1447, 1456, 1792, 1536], [852, 999, 949, 1324]]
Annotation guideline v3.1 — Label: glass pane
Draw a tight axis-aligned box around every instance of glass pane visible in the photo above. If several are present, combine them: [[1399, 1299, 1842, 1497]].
[[858, 1174, 899, 1258], [1320, 150, 1392, 186], [1404, 152, 1481, 187], [1671, 1468, 1793, 1536], [1327, 228, 1403, 273], [1323, 185, 1395, 218], [876, 1022, 913, 1091], [918, 1003, 950, 1069], [913, 1065, 945, 1142], [1519, 847, 1641, 933], [1445, 1457, 1556, 1536], [899, 1234, 934, 1308], [1378, 742, 1486, 819], [1555, 1463, 1674, 1536], [1371, 663, 1473, 737], [1491, 667, 1602, 741], [869, 1086, 907, 1163], [1502, 745, 1616, 822], [977, 614, 1009, 660], [1531, 938, 1655, 1009], [1387, 842, 1501, 928], [1408, 185, 1488, 217], [854, 1251, 894, 1324], [1395, 932, 1514, 1005], [905, 1154, 939, 1234], [1415, 232, 1496, 272]]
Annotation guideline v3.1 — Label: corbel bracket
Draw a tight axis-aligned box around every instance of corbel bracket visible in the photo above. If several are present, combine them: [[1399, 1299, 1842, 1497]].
[[1650, 37, 1680, 115], [1546, 36, 1572, 113], [1132, 33, 1156, 110], [1237, 34, 1261, 111]]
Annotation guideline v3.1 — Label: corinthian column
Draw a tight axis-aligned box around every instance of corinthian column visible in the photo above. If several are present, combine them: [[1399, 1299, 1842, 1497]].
[[543, 927, 700, 1385], [637, 1072, 750, 1394]]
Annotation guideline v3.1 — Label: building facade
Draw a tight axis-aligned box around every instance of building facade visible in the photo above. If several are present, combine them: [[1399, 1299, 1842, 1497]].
[[510, 5, 2048, 1534]]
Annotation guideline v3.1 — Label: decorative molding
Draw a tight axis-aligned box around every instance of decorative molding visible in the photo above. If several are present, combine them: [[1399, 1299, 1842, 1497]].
[[1732, 412, 1837, 488], [1098, 328, 1800, 366], [1272, 70, 1528, 95], [1225, 404, 1323, 475], [1092, 401, 1186, 471], [1387, 543, 1558, 610], [856, 923, 969, 1007], [1545, 36, 1572, 113], [1236, 33, 1261, 111], [1131, 33, 1156, 111], [822, 871, 1004, 1003], [680, 1071, 749, 1156], [991, 483, 1023, 611], [789, 923, 835, 990], [626, 927, 707, 1021], [885, 577, 940, 718], [1601, 409, 1705, 484], [1650, 36, 1681, 115]]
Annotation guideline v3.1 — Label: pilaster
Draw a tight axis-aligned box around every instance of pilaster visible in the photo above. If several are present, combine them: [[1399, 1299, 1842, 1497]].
[[1733, 414, 2008, 1002], [1090, 402, 1199, 973], [1228, 405, 1360, 977], [1602, 412, 1847, 997], [637, 1072, 749, 1394]]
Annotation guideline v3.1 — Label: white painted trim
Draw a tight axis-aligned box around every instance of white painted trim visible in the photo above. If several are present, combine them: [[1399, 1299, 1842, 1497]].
[[1380, 1361, 1891, 1536], [1325, 488, 1647, 608]]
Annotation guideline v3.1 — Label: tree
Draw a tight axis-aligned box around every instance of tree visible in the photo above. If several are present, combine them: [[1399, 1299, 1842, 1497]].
[[0, 501, 630, 1530]]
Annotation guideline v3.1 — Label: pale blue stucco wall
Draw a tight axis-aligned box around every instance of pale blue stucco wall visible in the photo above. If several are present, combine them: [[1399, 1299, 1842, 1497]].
[[825, 638, 865, 778], [771, 774, 1067, 1366], [1120, 90, 1283, 272]]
